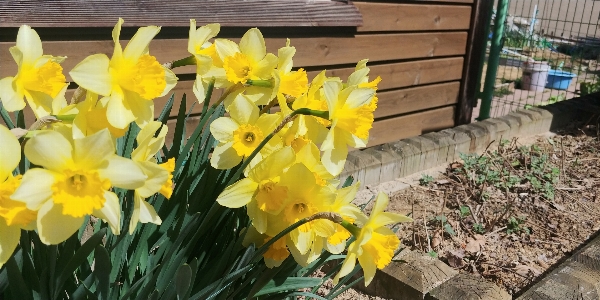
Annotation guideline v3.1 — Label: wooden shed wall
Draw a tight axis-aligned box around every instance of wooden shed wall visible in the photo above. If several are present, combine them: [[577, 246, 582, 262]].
[[0, 0, 476, 147]]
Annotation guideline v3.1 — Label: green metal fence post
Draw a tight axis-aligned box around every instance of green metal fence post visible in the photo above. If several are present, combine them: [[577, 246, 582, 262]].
[[474, 0, 495, 103], [477, 0, 509, 121]]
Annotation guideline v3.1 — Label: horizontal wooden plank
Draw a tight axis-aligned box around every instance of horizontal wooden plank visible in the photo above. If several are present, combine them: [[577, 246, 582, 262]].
[[0, 0, 361, 28], [355, 3, 472, 32], [374, 81, 460, 119], [368, 106, 455, 147], [0, 32, 468, 79]]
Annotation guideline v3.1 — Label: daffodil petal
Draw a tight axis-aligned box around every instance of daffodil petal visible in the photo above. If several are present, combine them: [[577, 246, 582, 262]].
[[0, 125, 20, 181], [16, 25, 43, 64], [370, 212, 413, 229], [188, 21, 220, 54], [112, 18, 124, 62], [93, 191, 121, 235], [278, 44, 295, 73], [135, 161, 169, 197], [248, 146, 295, 182], [73, 129, 115, 169], [345, 88, 375, 109], [99, 156, 146, 190], [217, 178, 257, 208], [255, 113, 280, 136], [123, 26, 160, 60], [240, 28, 266, 63], [137, 198, 161, 226], [247, 202, 268, 233], [122, 90, 154, 128], [210, 141, 241, 170], [69, 54, 112, 96], [323, 81, 342, 118], [24, 131, 73, 170], [24, 90, 53, 118], [9, 46, 23, 67], [160, 68, 178, 97], [192, 75, 208, 103], [371, 192, 389, 217], [321, 130, 348, 176], [37, 201, 84, 245], [229, 95, 259, 125], [0, 219, 21, 268], [358, 250, 378, 287], [210, 117, 238, 142], [243, 86, 274, 106], [346, 67, 370, 87], [11, 169, 55, 211], [106, 90, 136, 129], [0, 77, 25, 112], [333, 251, 357, 285], [215, 38, 240, 60], [253, 53, 278, 79]]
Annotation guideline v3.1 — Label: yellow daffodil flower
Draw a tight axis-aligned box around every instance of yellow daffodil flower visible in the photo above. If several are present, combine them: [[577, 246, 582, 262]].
[[210, 94, 281, 169], [242, 225, 290, 268], [72, 90, 129, 139], [0, 25, 66, 118], [129, 121, 175, 234], [215, 28, 278, 106], [266, 163, 336, 265], [294, 142, 337, 188], [69, 18, 178, 129], [321, 81, 376, 176], [188, 20, 221, 103], [276, 39, 308, 98], [0, 125, 36, 268], [11, 129, 147, 244], [322, 183, 365, 254], [217, 147, 295, 233], [333, 192, 412, 286]]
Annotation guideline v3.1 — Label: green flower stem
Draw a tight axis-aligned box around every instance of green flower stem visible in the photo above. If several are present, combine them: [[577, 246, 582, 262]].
[[250, 212, 343, 264], [245, 79, 273, 88], [168, 55, 197, 69], [340, 220, 361, 238], [225, 108, 330, 187], [53, 114, 77, 122]]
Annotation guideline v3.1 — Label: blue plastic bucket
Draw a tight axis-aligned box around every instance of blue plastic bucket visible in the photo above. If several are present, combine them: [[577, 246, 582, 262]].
[[545, 69, 577, 90]]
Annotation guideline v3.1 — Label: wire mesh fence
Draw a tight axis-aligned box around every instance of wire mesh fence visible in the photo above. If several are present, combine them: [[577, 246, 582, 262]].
[[476, 0, 600, 120]]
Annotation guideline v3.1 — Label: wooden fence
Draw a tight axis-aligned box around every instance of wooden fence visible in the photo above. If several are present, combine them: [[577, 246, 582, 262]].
[[0, 0, 488, 148]]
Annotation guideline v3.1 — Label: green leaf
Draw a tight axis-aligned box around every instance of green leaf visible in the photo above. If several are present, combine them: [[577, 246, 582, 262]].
[[6, 253, 34, 300], [443, 223, 456, 236], [53, 228, 106, 300], [157, 93, 175, 124], [16, 109, 25, 129], [0, 102, 15, 129], [169, 93, 187, 159], [175, 264, 192, 300], [94, 245, 111, 300], [253, 277, 322, 297]]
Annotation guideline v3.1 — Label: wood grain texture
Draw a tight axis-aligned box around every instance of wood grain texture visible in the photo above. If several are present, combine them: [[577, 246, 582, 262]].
[[0, 32, 468, 79], [0, 0, 361, 27], [355, 2, 472, 32], [375, 81, 460, 119], [368, 106, 455, 147]]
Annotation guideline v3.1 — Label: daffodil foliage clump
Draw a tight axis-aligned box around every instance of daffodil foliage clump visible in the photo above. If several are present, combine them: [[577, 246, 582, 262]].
[[0, 19, 412, 299]]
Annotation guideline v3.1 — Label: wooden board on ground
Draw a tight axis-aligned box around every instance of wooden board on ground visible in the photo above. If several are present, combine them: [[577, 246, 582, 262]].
[[355, 3, 472, 32]]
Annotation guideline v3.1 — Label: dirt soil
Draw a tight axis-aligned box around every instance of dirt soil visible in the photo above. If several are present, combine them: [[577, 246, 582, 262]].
[[382, 123, 600, 296]]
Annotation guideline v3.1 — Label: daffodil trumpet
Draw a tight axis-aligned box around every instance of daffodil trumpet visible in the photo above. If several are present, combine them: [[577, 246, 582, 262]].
[[250, 212, 344, 264]]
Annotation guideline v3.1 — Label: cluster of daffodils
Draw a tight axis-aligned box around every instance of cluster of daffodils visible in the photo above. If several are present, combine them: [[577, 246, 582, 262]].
[[0, 18, 412, 286], [0, 21, 175, 267]]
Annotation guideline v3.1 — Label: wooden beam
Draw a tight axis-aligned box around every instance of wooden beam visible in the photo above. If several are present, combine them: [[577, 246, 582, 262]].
[[355, 2, 472, 32], [456, 0, 493, 125], [0, 32, 468, 79], [374, 82, 460, 119], [368, 106, 455, 147]]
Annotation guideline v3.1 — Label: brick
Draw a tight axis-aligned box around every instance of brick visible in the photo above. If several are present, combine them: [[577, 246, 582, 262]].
[[507, 111, 535, 137], [481, 118, 511, 144], [427, 273, 511, 300], [389, 139, 421, 177], [453, 124, 490, 154], [439, 128, 471, 161], [417, 136, 439, 170], [496, 114, 522, 140], [421, 131, 453, 166], [370, 144, 403, 183], [360, 148, 384, 186], [526, 107, 554, 132], [518, 109, 544, 136]]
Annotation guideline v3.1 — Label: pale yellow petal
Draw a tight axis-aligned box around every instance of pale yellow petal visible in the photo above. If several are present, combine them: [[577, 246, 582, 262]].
[[106, 90, 135, 129], [135, 161, 169, 197], [9, 46, 23, 67], [320, 128, 348, 176], [24, 130, 73, 170], [210, 117, 239, 142], [99, 156, 147, 190], [239, 28, 266, 63], [37, 201, 84, 245], [358, 250, 378, 286], [243, 85, 274, 106], [216, 178, 257, 208], [229, 94, 259, 125], [346, 67, 370, 87], [247, 201, 268, 233], [278, 44, 295, 73], [371, 192, 389, 218], [253, 53, 277, 79], [111, 18, 125, 62], [188, 21, 220, 54], [210, 141, 242, 169], [16, 25, 43, 64], [70, 54, 112, 96], [123, 26, 160, 60], [122, 89, 154, 128], [73, 129, 115, 169], [0, 125, 21, 181], [323, 81, 342, 118], [332, 251, 357, 285], [11, 169, 55, 211], [93, 191, 121, 235], [24, 90, 53, 118], [255, 113, 280, 135], [370, 212, 413, 229], [0, 77, 25, 112], [0, 219, 21, 268], [159, 68, 178, 97], [192, 75, 207, 103], [214, 38, 240, 60], [248, 146, 295, 182], [345, 88, 375, 109], [137, 198, 161, 226]]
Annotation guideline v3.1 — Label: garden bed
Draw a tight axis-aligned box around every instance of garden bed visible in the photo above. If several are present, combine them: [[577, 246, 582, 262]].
[[384, 122, 600, 295]]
